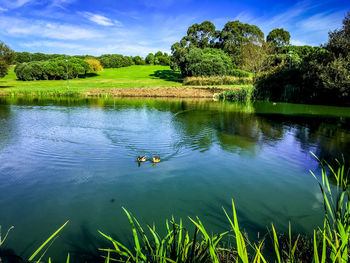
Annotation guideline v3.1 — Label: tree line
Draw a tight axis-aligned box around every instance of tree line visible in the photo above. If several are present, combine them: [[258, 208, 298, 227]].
[[254, 12, 350, 105], [14, 57, 91, 81], [0, 50, 171, 81], [170, 19, 298, 77], [170, 11, 350, 104], [15, 52, 170, 68]]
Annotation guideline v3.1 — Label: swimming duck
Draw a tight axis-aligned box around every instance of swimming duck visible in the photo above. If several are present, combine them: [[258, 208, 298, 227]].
[[152, 157, 161, 163], [138, 156, 147, 162]]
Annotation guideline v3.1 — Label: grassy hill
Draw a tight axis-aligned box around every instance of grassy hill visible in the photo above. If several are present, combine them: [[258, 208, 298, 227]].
[[0, 65, 251, 97], [0, 65, 183, 96]]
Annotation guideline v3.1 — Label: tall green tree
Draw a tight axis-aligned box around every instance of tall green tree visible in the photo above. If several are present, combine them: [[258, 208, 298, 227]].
[[266, 28, 291, 48], [145, 53, 155, 64], [0, 41, 15, 78], [219, 21, 264, 65], [241, 41, 272, 77], [170, 39, 189, 70], [326, 11, 350, 57], [184, 21, 219, 49]]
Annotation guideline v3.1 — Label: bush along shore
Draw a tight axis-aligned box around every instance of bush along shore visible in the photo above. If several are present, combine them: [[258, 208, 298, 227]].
[[0, 154, 349, 263]]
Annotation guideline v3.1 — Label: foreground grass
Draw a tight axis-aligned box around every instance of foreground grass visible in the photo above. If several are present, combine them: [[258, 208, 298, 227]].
[[0, 66, 251, 97], [1, 155, 349, 263]]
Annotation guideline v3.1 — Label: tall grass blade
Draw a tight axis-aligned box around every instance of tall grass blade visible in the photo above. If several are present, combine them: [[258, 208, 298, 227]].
[[0, 226, 14, 247], [223, 200, 249, 263], [28, 220, 69, 262]]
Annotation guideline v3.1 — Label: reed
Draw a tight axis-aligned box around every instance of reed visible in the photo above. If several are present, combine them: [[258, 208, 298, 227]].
[[310, 153, 350, 263], [219, 86, 254, 101], [183, 76, 253, 86], [99, 207, 221, 263]]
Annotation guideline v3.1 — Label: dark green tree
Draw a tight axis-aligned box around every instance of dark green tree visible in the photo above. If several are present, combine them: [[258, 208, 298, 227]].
[[154, 51, 170, 65], [219, 21, 264, 65], [326, 11, 350, 57], [98, 54, 133, 68], [0, 41, 15, 78], [15, 57, 89, 81], [171, 39, 189, 70], [180, 48, 233, 77], [266, 28, 291, 48], [184, 21, 219, 49], [15, 52, 32, 63], [133, 56, 145, 65], [145, 53, 155, 64]]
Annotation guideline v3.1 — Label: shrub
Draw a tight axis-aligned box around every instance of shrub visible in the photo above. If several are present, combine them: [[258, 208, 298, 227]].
[[183, 76, 252, 86], [180, 48, 233, 77], [133, 56, 146, 65], [85, 58, 103, 73], [15, 57, 90, 81], [254, 68, 304, 102], [98, 54, 133, 68], [219, 86, 254, 101], [230, 68, 252, 77]]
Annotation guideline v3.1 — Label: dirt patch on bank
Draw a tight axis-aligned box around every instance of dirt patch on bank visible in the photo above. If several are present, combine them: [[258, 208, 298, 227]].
[[85, 86, 235, 98]]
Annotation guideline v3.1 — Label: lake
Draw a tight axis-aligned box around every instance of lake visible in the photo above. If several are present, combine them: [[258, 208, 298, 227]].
[[1, 97, 350, 262]]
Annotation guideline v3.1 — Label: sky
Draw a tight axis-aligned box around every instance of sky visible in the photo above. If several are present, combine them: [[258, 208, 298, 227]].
[[0, 0, 348, 57]]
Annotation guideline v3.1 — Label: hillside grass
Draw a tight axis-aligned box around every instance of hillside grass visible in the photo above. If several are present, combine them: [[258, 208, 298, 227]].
[[0, 65, 182, 96], [0, 65, 251, 97]]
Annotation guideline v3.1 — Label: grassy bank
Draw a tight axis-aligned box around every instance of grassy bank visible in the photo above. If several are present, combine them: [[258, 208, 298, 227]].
[[0, 65, 250, 97]]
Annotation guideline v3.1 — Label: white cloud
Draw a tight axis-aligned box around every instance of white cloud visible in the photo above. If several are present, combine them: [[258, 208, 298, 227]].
[[212, 1, 345, 46], [0, 0, 32, 9], [21, 40, 83, 49], [0, 16, 104, 40], [0, 7, 7, 12], [19, 40, 170, 56], [81, 12, 123, 27], [297, 11, 344, 32], [290, 39, 309, 46]]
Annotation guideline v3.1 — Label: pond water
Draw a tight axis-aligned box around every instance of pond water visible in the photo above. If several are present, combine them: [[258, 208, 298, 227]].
[[1, 97, 350, 262]]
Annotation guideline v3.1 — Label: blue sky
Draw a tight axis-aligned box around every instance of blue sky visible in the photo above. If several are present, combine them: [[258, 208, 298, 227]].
[[0, 0, 348, 56]]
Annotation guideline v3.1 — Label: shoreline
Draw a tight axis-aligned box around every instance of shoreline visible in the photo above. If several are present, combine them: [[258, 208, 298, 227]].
[[85, 86, 234, 98], [0, 86, 238, 98]]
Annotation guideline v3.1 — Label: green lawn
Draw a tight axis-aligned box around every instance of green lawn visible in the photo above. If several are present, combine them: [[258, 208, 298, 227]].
[[0, 65, 183, 96]]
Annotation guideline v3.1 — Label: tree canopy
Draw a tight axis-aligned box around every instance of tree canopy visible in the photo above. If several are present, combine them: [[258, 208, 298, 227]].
[[326, 11, 350, 57], [185, 21, 219, 49], [145, 52, 170, 65], [0, 41, 15, 78], [179, 48, 233, 77], [171, 20, 265, 69], [15, 57, 90, 81], [266, 28, 291, 48], [219, 21, 264, 65]]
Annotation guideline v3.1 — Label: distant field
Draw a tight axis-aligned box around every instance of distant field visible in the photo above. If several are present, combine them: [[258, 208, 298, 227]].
[[0, 65, 249, 97], [0, 65, 184, 95]]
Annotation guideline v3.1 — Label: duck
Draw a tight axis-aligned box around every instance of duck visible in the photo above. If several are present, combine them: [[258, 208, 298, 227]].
[[137, 156, 147, 162], [152, 157, 161, 163]]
